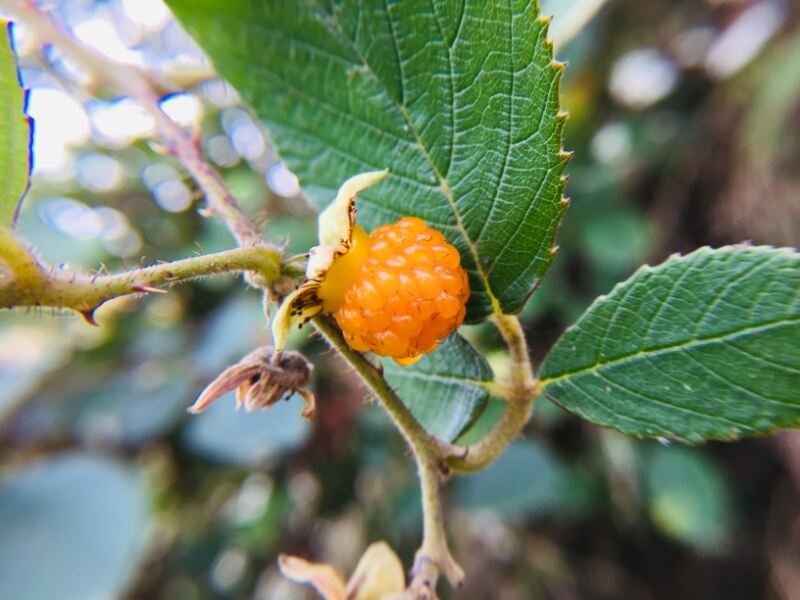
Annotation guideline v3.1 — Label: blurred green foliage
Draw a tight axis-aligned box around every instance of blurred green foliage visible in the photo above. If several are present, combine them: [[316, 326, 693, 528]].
[[1, 1, 799, 599]]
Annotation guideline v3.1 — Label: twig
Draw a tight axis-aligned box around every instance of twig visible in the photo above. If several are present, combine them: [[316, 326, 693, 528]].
[[408, 450, 464, 593], [445, 313, 538, 473], [312, 315, 464, 591], [311, 312, 541, 589], [2, 0, 262, 247], [0, 227, 281, 318]]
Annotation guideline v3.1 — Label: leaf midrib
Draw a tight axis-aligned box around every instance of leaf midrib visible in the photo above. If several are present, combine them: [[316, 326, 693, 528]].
[[541, 316, 799, 385], [388, 367, 491, 390], [317, 1, 503, 314]]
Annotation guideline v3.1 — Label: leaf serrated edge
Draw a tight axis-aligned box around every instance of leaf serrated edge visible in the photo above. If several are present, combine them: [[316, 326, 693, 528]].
[[508, 7, 572, 314], [539, 244, 800, 384]]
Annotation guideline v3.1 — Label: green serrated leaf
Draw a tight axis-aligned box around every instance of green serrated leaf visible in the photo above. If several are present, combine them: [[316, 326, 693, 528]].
[[0, 23, 31, 226], [382, 333, 492, 442], [540, 246, 800, 442], [166, 0, 568, 321]]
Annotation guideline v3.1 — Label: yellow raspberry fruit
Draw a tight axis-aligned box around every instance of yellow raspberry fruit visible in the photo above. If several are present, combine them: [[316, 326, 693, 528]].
[[318, 217, 469, 364]]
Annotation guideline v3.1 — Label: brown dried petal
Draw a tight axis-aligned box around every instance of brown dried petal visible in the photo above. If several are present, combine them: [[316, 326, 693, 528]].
[[278, 554, 347, 600], [278, 541, 405, 600], [189, 347, 315, 418]]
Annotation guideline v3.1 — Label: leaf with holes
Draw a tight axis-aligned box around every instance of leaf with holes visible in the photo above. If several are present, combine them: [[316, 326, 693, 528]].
[[166, 0, 568, 321], [382, 333, 493, 442], [540, 247, 800, 442], [0, 23, 31, 226]]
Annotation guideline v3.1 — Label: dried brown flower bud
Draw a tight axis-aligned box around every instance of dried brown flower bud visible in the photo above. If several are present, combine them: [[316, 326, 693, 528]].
[[189, 346, 315, 418]]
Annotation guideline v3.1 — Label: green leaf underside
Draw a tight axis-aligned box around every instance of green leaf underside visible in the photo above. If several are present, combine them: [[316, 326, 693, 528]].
[[0, 23, 30, 225], [382, 333, 492, 441], [540, 247, 800, 442], [166, 0, 568, 321]]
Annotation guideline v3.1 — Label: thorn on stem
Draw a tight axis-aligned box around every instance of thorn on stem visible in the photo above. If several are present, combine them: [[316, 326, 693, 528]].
[[362, 351, 384, 375], [132, 284, 166, 294], [79, 308, 99, 326]]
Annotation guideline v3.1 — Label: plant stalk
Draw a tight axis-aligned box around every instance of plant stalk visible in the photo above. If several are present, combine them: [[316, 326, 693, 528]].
[[445, 313, 539, 473], [1, 227, 281, 317], [311, 315, 464, 591], [2, 0, 263, 247]]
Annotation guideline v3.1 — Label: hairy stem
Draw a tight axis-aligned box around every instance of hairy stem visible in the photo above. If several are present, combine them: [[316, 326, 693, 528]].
[[446, 313, 539, 473], [3, 0, 262, 247], [1, 227, 281, 317], [312, 315, 464, 591], [409, 450, 464, 593]]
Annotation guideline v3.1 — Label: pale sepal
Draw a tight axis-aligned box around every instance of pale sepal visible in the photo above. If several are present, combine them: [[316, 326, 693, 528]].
[[271, 170, 388, 350], [278, 541, 405, 600], [345, 541, 406, 600], [277, 555, 347, 600]]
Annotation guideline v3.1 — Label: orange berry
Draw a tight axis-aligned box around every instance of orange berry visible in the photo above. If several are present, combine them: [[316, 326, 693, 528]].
[[318, 217, 470, 362]]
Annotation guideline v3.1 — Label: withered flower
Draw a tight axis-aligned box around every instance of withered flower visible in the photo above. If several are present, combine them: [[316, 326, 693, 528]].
[[272, 170, 388, 350], [278, 541, 406, 600], [189, 346, 315, 418]]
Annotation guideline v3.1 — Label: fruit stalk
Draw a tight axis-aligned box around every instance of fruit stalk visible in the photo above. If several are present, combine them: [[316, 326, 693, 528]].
[[311, 314, 465, 591], [445, 313, 540, 473]]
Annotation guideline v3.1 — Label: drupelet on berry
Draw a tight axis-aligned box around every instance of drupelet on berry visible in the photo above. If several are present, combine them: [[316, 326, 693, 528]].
[[318, 217, 469, 364], [271, 170, 469, 365]]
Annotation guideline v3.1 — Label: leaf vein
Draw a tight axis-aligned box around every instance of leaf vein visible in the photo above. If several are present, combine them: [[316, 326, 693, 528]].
[[693, 254, 775, 336], [641, 256, 701, 346], [383, 0, 405, 106], [470, 0, 515, 249], [542, 316, 800, 384], [680, 348, 798, 409], [591, 365, 755, 430], [429, 0, 455, 177], [555, 378, 669, 434], [317, 1, 501, 312], [721, 339, 800, 375]]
